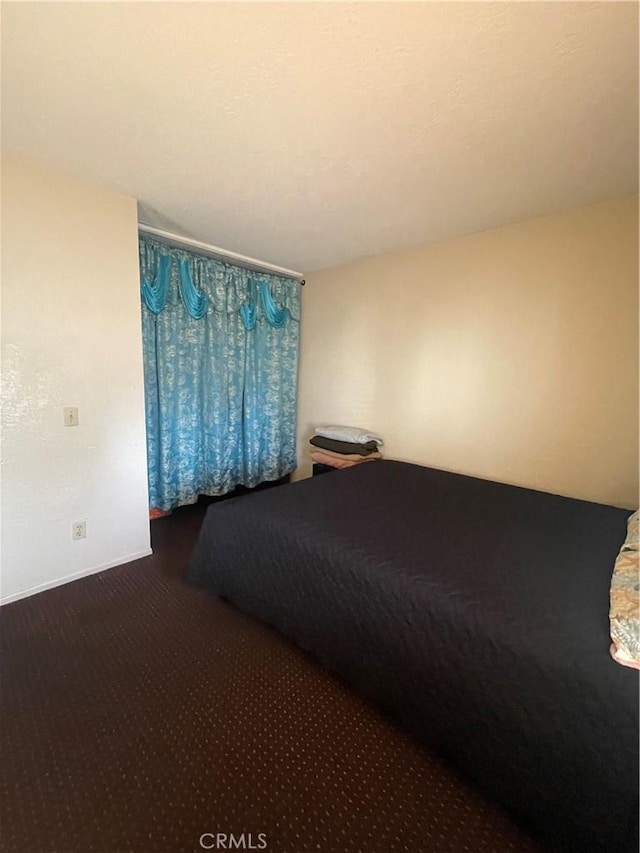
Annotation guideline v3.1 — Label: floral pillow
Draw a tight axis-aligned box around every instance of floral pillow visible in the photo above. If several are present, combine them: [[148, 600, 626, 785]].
[[610, 510, 640, 669]]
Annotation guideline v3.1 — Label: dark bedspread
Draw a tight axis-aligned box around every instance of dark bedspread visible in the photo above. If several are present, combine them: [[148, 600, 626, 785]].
[[188, 461, 639, 853]]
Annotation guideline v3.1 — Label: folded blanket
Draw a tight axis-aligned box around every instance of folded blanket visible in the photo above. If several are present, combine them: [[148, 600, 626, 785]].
[[310, 435, 379, 456], [610, 510, 640, 669], [308, 445, 383, 462], [314, 425, 384, 447], [310, 449, 381, 469]]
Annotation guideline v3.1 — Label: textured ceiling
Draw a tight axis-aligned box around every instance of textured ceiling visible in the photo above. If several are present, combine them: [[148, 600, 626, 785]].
[[2, 2, 638, 273]]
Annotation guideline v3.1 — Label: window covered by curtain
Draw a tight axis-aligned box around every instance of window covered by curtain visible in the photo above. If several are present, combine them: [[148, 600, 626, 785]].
[[139, 235, 300, 512]]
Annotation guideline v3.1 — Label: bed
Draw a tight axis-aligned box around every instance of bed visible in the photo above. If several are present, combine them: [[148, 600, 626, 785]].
[[187, 460, 639, 853]]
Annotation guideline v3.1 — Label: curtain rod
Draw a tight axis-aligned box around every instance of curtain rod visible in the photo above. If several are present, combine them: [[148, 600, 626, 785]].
[[138, 224, 305, 285]]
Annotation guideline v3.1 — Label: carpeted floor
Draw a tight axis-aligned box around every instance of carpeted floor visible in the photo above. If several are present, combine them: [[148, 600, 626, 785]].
[[0, 503, 547, 853]]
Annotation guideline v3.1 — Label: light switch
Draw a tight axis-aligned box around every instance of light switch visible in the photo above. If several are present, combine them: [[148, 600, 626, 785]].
[[63, 407, 79, 427]]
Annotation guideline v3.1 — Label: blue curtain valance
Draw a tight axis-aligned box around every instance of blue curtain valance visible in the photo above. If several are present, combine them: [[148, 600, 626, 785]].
[[178, 259, 209, 320], [140, 253, 171, 313], [139, 235, 300, 327], [239, 279, 258, 330]]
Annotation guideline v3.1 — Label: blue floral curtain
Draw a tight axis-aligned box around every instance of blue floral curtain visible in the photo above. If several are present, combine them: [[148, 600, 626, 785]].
[[139, 235, 300, 512]]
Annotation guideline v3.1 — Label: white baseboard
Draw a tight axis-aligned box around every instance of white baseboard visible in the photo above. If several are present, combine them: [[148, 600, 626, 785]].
[[0, 548, 154, 606]]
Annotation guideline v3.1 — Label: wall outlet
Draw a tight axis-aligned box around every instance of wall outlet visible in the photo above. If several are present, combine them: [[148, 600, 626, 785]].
[[64, 407, 79, 427], [72, 521, 86, 541]]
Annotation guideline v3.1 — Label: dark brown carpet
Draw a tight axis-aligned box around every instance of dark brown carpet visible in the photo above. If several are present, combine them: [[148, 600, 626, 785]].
[[0, 504, 546, 853]]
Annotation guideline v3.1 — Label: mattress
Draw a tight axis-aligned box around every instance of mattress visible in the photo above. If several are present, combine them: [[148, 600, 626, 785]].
[[187, 460, 639, 853]]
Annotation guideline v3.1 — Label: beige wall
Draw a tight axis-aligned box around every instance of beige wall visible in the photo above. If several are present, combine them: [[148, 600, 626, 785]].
[[297, 196, 639, 508], [1, 153, 151, 603]]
